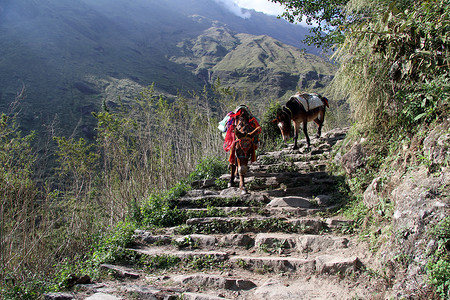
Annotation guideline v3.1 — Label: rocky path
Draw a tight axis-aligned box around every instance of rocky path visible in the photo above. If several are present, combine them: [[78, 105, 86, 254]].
[[51, 128, 381, 300]]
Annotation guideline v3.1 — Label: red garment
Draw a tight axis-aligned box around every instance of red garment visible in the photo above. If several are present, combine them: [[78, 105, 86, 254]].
[[226, 117, 261, 165], [223, 116, 260, 152]]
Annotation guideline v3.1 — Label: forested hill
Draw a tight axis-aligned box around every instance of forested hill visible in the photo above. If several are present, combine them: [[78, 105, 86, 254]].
[[1, 1, 449, 299], [0, 0, 334, 137]]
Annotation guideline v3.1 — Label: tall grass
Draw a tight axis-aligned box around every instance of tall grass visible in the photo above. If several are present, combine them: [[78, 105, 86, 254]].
[[0, 84, 234, 298]]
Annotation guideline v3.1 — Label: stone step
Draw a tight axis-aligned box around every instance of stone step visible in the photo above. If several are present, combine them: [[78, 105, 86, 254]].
[[254, 233, 350, 254], [230, 255, 361, 275], [265, 185, 334, 198], [173, 273, 257, 291], [100, 264, 140, 279], [134, 232, 353, 255], [181, 205, 327, 218], [220, 173, 333, 192], [182, 293, 232, 300], [248, 161, 327, 174], [130, 241, 361, 276], [183, 217, 326, 234], [132, 247, 229, 262], [177, 193, 270, 209]]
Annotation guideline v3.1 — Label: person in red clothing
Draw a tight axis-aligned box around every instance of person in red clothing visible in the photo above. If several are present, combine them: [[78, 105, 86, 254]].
[[220, 105, 261, 193], [223, 105, 261, 164]]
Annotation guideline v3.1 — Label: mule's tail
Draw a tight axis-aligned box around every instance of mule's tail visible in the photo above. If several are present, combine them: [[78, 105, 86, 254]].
[[322, 96, 330, 108]]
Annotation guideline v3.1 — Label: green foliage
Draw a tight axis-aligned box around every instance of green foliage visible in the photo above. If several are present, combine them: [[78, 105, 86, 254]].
[[339, 194, 370, 230], [165, 181, 191, 202], [188, 157, 228, 182], [427, 217, 450, 299], [398, 75, 450, 128], [0, 113, 37, 215], [332, 0, 450, 134], [214, 178, 229, 190], [271, 0, 349, 48], [140, 254, 181, 271], [173, 236, 200, 249], [54, 136, 99, 199], [140, 193, 187, 228], [259, 101, 284, 151], [427, 259, 450, 299], [185, 255, 224, 270], [0, 273, 52, 300], [91, 222, 136, 265]]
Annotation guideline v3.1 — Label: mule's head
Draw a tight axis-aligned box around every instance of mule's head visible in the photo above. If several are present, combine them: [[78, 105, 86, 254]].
[[234, 116, 259, 176], [235, 114, 251, 137], [272, 107, 292, 142]]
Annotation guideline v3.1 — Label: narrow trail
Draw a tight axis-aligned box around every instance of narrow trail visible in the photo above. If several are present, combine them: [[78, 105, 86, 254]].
[[64, 128, 382, 300]]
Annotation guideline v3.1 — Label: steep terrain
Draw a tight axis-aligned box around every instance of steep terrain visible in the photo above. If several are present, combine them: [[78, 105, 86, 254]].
[[45, 128, 388, 300], [0, 0, 335, 137], [172, 27, 335, 106]]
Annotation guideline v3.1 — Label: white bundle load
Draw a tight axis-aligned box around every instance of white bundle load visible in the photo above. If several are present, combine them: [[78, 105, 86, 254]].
[[290, 93, 324, 112]]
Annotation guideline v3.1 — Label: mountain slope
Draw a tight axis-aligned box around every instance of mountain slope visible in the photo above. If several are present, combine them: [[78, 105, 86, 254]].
[[0, 0, 334, 137]]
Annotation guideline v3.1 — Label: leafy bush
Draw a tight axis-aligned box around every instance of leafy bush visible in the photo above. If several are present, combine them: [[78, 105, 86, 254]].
[[137, 157, 230, 227], [399, 75, 450, 128], [91, 222, 136, 265], [333, 0, 450, 134], [139, 193, 187, 227], [0, 273, 53, 300], [188, 157, 228, 182], [427, 216, 450, 298], [260, 101, 283, 150], [140, 254, 181, 271]]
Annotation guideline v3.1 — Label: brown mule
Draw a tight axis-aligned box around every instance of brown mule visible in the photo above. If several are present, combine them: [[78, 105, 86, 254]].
[[273, 93, 329, 149], [229, 115, 261, 194]]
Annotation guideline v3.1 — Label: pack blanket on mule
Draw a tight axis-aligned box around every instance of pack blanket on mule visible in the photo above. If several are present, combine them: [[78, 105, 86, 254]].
[[218, 105, 261, 164], [290, 92, 328, 111]]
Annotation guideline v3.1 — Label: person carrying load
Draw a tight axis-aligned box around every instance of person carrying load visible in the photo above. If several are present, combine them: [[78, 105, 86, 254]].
[[218, 105, 261, 165]]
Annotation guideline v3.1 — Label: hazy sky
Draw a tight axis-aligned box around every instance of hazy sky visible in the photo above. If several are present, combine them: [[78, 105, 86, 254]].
[[214, 0, 285, 18], [234, 0, 285, 16]]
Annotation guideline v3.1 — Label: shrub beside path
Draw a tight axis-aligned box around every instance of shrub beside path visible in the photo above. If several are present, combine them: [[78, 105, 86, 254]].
[[50, 128, 384, 300]]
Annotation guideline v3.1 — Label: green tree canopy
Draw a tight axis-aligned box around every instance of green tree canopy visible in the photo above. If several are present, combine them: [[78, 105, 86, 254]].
[[271, 0, 349, 48]]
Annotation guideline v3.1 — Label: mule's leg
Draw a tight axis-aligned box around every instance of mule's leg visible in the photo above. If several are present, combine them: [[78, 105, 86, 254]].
[[292, 122, 299, 150], [239, 173, 247, 194], [238, 164, 248, 195], [228, 164, 236, 188], [302, 120, 310, 148], [314, 108, 325, 138]]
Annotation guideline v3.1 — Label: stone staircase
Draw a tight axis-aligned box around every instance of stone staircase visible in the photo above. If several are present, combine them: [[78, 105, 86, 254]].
[[54, 128, 379, 300]]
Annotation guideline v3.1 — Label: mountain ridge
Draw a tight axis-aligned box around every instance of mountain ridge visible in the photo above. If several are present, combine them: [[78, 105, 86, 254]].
[[0, 0, 334, 137]]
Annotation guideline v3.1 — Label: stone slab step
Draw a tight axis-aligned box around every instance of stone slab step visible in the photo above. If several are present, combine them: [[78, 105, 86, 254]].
[[315, 255, 362, 274], [182, 292, 231, 300], [177, 193, 269, 208], [134, 232, 352, 256], [254, 233, 349, 253], [85, 293, 121, 300], [230, 256, 315, 273], [173, 273, 257, 291], [267, 196, 315, 208], [132, 247, 229, 261], [185, 217, 325, 234], [99, 264, 140, 279], [230, 255, 361, 275], [181, 206, 328, 218]]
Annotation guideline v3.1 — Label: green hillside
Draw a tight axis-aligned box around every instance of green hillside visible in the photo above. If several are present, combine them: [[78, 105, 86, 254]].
[[172, 26, 336, 110], [0, 0, 335, 138]]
